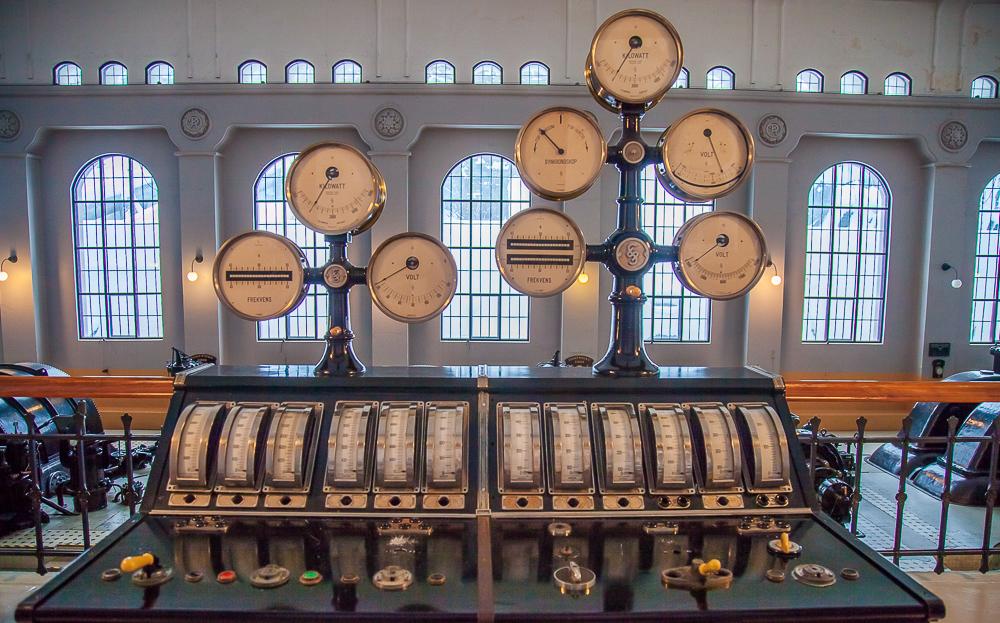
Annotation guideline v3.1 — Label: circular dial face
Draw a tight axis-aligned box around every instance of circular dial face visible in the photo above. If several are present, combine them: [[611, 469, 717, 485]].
[[672, 212, 769, 300], [586, 9, 683, 110], [495, 208, 587, 297], [213, 231, 308, 320], [514, 107, 607, 200], [367, 233, 457, 323], [657, 108, 754, 201], [285, 142, 386, 235]]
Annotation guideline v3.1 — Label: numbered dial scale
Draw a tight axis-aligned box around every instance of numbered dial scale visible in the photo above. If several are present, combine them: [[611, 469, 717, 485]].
[[285, 142, 387, 235], [374, 402, 420, 492], [656, 108, 755, 202], [545, 403, 594, 493], [640, 403, 695, 494], [673, 211, 769, 300], [495, 208, 587, 297], [424, 402, 469, 492], [325, 401, 376, 492], [168, 402, 227, 490], [215, 403, 271, 490], [497, 403, 543, 493], [731, 402, 791, 492], [585, 9, 684, 111], [213, 231, 308, 321], [514, 107, 607, 200], [368, 233, 458, 322], [594, 403, 645, 493], [263, 403, 322, 492], [689, 402, 743, 493]]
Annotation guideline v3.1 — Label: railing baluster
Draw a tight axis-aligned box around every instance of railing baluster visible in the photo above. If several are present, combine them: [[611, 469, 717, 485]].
[[980, 422, 1000, 574], [25, 427, 46, 575], [808, 416, 821, 512], [73, 405, 91, 550], [892, 414, 913, 566], [934, 416, 960, 574], [122, 413, 137, 516], [849, 416, 867, 536]]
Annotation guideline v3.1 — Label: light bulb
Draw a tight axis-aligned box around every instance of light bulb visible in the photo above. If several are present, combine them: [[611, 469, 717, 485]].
[[951, 278, 962, 289], [577, 272, 589, 284], [0, 271, 8, 282], [770, 274, 782, 286], [187, 270, 199, 282]]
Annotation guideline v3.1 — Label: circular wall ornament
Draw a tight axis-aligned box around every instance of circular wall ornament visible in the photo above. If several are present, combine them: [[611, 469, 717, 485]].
[[180, 108, 211, 139], [373, 107, 405, 139], [939, 120, 968, 152], [614, 237, 651, 272], [757, 114, 787, 146], [0, 110, 21, 141]]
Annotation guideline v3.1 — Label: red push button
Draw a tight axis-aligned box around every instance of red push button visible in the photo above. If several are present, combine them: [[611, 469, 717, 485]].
[[216, 570, 237, 584]]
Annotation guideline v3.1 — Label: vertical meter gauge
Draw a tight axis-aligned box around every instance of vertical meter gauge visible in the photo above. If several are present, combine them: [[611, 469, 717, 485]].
[[325, 401, 376, 508], [585, 9, 684, 112], [497, 403, 543, 500], [263, 403, 321, 507], [215, 402, 271, 491], [594, 403, 645, 495], [673, 211, 769, 300], [514, 107, 607, 201], [655, 108, 755, 202], [374, 402, 421, 498], [169, 402, 227, 494], [213, 231, 308, 320], [545, 403, 594, 497], [689, 402, 744, 507], [495, 208, 587, 297], [368, 233, 458, 322], [423, 402, 469, 499], [639, 403, 695, 495], [730, 402, 792, 496], [285, 142, 386, 235]]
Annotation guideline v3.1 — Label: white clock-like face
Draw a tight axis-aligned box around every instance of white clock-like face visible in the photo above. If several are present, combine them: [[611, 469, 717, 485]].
[[213, 231, 308, 320], [367, 233, 457, 323], [495, 208, 587, 297], [514, 107, 606, 200], [657, 109, 754, 201], [285, 142, 386, 235], [672, 211, 768, 300]]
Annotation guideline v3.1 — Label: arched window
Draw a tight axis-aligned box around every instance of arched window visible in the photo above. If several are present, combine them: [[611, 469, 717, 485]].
[[100, 62, 128, 85], [426, 60, 455, 84], [145, 61, 174, 85], [971, 75, 998, 99], [640, 166, 713, 342], [333, 59, 362, 83], [253, 153, 327, 340], [796, 69, 824, 93], [473, 61, 502, 85], [883, 72, 911, 96], [239, 60, 267, 84], [441, 154, 530, 341], [840, 71, 867, 95], [53, 61, 82, 86], [72, 154, 162, 340], [706, 66, 734, 90], [802, 162, 890, 343], [520, 61, 549, 85], [971, 172, 1000, 343], [673, 67, 689, 89], [285, 60, 314, 83]]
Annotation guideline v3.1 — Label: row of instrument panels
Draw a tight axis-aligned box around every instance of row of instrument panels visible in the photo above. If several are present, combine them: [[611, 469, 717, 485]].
[[165, 397, 793, 513]]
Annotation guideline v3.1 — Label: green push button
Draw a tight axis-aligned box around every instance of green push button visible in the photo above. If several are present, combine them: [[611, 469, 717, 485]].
[[299, 570, 322, 586]]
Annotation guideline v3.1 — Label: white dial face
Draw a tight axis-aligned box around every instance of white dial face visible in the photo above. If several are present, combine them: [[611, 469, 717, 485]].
[[736, 405, 786, 487], [426, 403, 466, 488], [605, 406, 637, 486], [549, 404, 591, 489], [495, 208, 587, 297], [514, 107, 606, 200], [695, 405, 739, 487], [328, 403, 371, 488], [213, 231, 307, 320], [658, 109, 753, 201], [267, 405, 310, 486], [173, 403, 219, 484], [673, 211, 768, 300], [645, 404, 693, 489], [587, 9, 682, 107], [221, 404, 268, 486], [286, 142, 385, 235], [368, 233, 457, 322], [508, 407, 536, 484], [377, 402, 417, 487]]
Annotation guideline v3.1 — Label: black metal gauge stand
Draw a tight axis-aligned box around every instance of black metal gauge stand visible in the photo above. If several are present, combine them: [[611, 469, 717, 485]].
[[304, 233, 367, 376], [588, 104, 677, 377]]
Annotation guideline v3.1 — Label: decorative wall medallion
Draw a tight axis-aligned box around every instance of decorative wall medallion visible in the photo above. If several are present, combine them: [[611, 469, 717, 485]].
[[0, 110, 21, 141], [938, 120, 968, 152], [373, 107, 405, 139], [757, 114, 786, 146], [181, 108, 210, 139]]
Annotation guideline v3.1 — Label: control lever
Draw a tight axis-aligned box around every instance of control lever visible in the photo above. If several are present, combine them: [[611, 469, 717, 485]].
[[661, 557, 733, 591], [120, 552, 173, 587]]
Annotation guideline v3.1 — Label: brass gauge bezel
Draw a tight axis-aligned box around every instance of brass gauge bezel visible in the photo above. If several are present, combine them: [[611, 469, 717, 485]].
[[284, 141, 387, 235], [367, 232, 458, 323], [672, 211, 769, 301], [655, 108, 755, 202], [494, 207, 587, 298], [212, 230, 309, 321], [584, 8, 684, 112], [514, 106, 608, 201]]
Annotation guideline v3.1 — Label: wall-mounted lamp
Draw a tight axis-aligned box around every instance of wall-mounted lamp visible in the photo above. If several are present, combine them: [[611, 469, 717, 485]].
[[577, 271, 590, 285], [187, 251, 204, 282], [941, 263, 962, 289], [0, 251, 18, 282], [768, 262, 782, 286]]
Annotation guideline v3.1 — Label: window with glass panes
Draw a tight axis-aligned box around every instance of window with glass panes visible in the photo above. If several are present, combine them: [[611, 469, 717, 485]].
[[426, 60, 455, 84], [146, 62, 174, 85], [796, 69, 823, 92], [253, 153, 328, 341], [100, 62, 128, 85], [333, 60, 362, 83], [473, 61, 502, 84], [883, 73, 910, 96], [707, 66, 734, 90], [970, 172, 1000, 344], [971, 76, 998, 99], [802, 162, 890, 343], [286, 60, 314, 83], [520, 62, 549, 85], [441, 154, 531, 341], [239, 60, 267, 84], [840, 71, 867, 94], [640, 166, 713, 342], [54, 62, 82, 85], [72, 154, 162, 340], [673, 67, 689, 88]]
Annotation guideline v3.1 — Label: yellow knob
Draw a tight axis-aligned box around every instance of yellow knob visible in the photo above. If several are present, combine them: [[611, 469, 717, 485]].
[[120, 553, 155, 573], [624, 285, 642, 298], [780, 533, 791, 554], [698, 559, 721, 576], [330, 326, 343, 337]]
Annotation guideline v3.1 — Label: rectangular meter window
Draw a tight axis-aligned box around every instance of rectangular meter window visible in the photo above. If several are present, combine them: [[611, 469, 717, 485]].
[[263, 402, 321, 491], [424, 401, 469, 492], [689, 402, 743, 492], [640, 403, 695, 494], [730, 402, 791, 492], [593, 403, 645, 493], [168, 401, 227, 490], [215, 402, 272, 490], [545, 403, 594, 493], [374, 402, 421, 492], [325, 401, 376, 492], [498, 402, 543, 492]]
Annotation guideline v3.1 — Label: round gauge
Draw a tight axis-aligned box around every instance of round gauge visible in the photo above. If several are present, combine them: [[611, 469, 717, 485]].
[[585, 9, 683, 111], [213, 231, 308, 320], [285, 142, 387, 235], [514, 107, 607, 200], [672, 212, 769, 300], [656, 108, 754, 201], [367, 233, 458, 323], [495, 208, 587, 297]]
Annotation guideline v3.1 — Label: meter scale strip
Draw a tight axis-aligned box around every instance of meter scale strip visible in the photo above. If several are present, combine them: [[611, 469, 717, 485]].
[[224, 269, 294, 282], [505, 238, 576, 266]]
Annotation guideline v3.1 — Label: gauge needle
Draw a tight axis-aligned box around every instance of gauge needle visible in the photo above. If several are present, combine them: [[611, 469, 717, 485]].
[[372, 265, 408, 288], [693, 243, 720, 263], [308, 177, 333, 213], [538, 128, 565, 155], [372, 256, 420, 288], [612, 49, 631, 79], [704, 130, 725, 173]]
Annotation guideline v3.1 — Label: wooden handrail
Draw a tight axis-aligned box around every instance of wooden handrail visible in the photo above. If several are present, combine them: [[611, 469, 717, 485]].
[[0, 374, 997, 402]]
